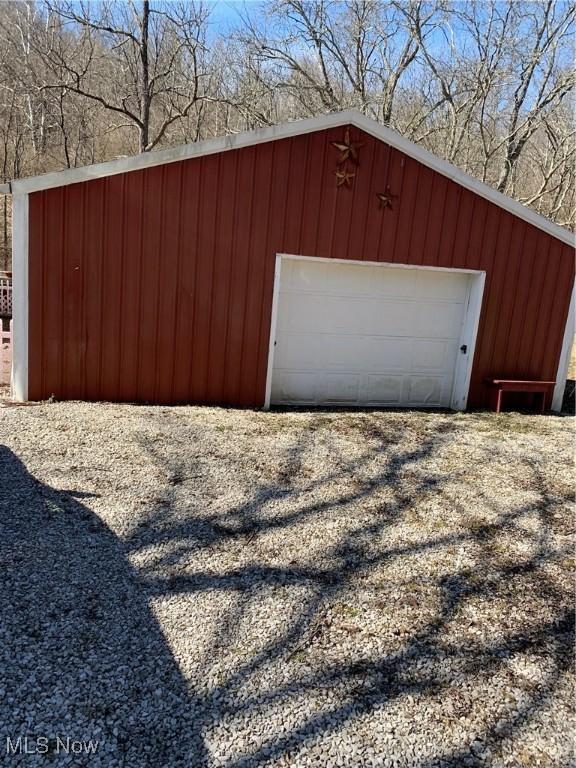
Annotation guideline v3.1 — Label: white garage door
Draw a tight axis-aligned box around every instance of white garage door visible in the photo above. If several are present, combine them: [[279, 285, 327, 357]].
[[270, 258, 472, 407]]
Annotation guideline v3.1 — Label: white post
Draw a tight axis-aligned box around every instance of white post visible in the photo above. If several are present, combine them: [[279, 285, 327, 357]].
[[11, 193, 29, 401], [551, 282, 575, 412]]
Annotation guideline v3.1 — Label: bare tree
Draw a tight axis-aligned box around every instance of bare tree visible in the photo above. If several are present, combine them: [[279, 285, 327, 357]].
[[234, 0, 437, 122], [515, 108, 576, 227], [494, 1, 575, 193], [42, 0, 211, 152], [0, 0, 573, 262]]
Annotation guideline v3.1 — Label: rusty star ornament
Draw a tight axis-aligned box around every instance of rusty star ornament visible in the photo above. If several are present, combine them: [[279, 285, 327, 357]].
[[331, 128, 365, 165], [335, 166, 356, 187], [376, 185, 397, 210]]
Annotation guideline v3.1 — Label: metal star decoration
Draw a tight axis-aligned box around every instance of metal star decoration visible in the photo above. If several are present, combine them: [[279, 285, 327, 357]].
[[335, 167, 356, 187], [331, 127, 365, 165], [376, 185, 397, 210]]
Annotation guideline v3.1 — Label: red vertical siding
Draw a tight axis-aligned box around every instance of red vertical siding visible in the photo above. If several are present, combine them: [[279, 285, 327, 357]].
[[27, 125, 575, 407]]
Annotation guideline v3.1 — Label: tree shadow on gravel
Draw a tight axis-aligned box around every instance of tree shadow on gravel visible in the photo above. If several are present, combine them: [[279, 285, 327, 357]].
[[125, 415, 574, 767], [3, 411, 573, 767], [0, 445, 207, 766]]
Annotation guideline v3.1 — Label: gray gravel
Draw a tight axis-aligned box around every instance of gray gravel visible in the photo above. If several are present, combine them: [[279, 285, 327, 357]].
[[0, 400, 573, 767]]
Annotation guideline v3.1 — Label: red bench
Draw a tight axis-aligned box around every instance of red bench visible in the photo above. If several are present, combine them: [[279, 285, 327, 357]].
[[485, 379, 556, 413]]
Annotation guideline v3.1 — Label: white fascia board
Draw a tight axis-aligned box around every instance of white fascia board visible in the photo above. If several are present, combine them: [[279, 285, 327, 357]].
[[10, 111, 358, 195], [349, 112, 575, 249], [8, 109, 576, 248]]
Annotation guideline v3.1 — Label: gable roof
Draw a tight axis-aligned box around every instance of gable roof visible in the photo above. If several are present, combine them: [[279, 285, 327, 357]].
[[5, 109, 574, 248]]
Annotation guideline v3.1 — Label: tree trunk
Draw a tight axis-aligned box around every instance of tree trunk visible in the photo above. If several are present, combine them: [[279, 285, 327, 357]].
[[139, 0, 151, 152]]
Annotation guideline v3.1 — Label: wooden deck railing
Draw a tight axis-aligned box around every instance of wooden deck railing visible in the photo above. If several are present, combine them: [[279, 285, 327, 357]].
[[0, 276, 11, 316], [0, 319, 12, 386]]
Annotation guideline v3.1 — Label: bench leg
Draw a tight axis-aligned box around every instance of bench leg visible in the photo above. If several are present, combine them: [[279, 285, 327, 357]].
[[496, 389, 503, 413], [488, 386, 549, 414], [488, 387, 502, 412]]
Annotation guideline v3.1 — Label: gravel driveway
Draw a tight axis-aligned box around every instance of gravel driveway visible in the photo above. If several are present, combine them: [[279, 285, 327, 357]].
[[0, 401, 573, 767]]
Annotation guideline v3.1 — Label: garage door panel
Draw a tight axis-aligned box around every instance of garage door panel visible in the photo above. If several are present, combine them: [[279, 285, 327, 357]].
[[276, 293, 311, 332], [271, 371, 317, 404], [415, 302, 465, 337], [324, 262, 379, 293], [370, 267, 417, 298], [280, 293, 463, 339], [276, 333, 414, 372], [404, 376, 446, 405], [277, 294, 364, 334], [272, 371, 363, 405], [285, 259, 328, 290], [318, 335, 374, 370], [367, 337, 413, 370], [277, 294, 395, 335], [416, 269, 469, 301], [275, 332, 326, 368], [288, 260, 422, 297], [412, 339, 457, 372], [365, 375, 403, 404], [276, 334, 457, 376], [319, 373, 361, 404], [290, 297, 417, 336], [271, 259, 470, 408]]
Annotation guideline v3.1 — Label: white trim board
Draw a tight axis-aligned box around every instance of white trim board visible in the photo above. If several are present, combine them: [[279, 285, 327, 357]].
[[264, 254, 486, 411], [264, 254, 283, 410], [551, 281, 575, 412], [451, 271, 485, 410], [8, 110, 575, 249], [11, 193, 29, 401]]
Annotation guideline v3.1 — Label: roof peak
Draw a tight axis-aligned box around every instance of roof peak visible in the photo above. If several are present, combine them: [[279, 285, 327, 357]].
[[8, 109, 575, 248]]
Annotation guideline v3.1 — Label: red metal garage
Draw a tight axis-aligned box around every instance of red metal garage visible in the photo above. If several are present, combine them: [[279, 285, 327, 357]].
[[8, 110, 575, 410]]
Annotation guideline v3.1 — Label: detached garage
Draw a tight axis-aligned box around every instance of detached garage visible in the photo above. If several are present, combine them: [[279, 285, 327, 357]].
[[7, 110, 575, 410]]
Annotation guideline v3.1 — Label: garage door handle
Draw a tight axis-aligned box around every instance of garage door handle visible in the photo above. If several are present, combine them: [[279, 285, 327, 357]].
[[460, 344, 467, 354]]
